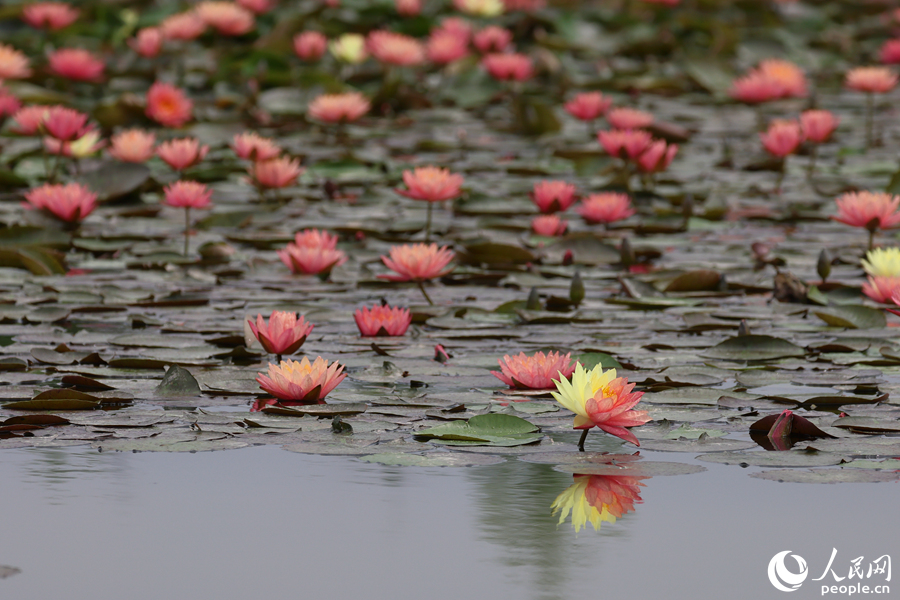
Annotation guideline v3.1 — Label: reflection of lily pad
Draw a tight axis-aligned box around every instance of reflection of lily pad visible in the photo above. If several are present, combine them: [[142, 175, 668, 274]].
[[696, 450, 845, 468], [519, 452, 642, 465], [358, 452, 505, 467], [749, 468, 900, 484], [553, 461, 707, 477]]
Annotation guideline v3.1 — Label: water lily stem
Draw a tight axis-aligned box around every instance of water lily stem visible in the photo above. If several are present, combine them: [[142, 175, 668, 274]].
[[868, 228, 876, 252], [276, 353, 282, 363], [417, 281, 433, 305], [184, 206, 190, 257], [577, 429, 589, 452], [425, 202, 433, 243], [807, 144, 818, 177], [866, 93, 874, 150]]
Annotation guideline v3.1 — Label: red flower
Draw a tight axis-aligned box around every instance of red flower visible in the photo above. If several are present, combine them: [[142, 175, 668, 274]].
[[256, 357, 346, 401], [532, 214, 568, 236], [293, 31, 327, 61], [157, 138, 208, 170], [598, 129, 653, 160], [22, 2, 79, 30], [845, 66, 898, 93], [248, 311, 314, 355], [473, 26, 511, 53], [367, 30, 425, 66], [492, 351, 577, 389], [530, 180, 577, 213], [163, 181, 213, 209], [307, 92, 370, 124], [606, 107, 653, 130], [396, 166, 464, 202], [379, 243, 454, 281], [108, 129, 156, 163], [760, 120, 803, 158], [800, 110, 838, 144], [130, 28, 163, 58], [251, 156, 303, 189], [833, 191, 900, 231], [577, 193, 635, 225], [564, 92, 612, 121], [43, 105, 88, 141], [354, 304, 412, 336], [146, 82, 193, 128], [25, 182, 97, 222], [482, 53, 533, 81], [49, 48, 104, 82]]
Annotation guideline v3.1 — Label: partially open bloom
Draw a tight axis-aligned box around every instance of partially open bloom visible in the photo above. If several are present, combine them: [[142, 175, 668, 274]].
[[289, 229, 340, 250], [436, 17, 472, 44], [278, 244, 347, 275], [427, 31, 469, 64], [157, 138, 208, 170], [48, 48, 104, 82], [380, 243, 454, 281], [845, 66, 898, 93], [833, 191, 900, 231], [145, 82, 193, 128], [473, 26, 512, 53], [108, 129, 156, 163], [578, 193, 635, 225], [454, 0, 504, 17], [329, 33, 368, 64], [598, 129, 653, 161], [760, 120, 803, 158], [395, 0, 421, 16], [355, 304, 412, 336], [606, 107, 653, 130], [551, 362, 650, 446], [160, 12, 206, 40], [757, 59, 807, 98], [129, 27, 163, 58], [44, 128, 104, 157], [367, 30, 425, 66], [862, 247, 900, 277], [396, 166, 463, 202], [248, 311, 314, 355], [531, 180, 577, 214], [9, 105, 47, 134], [492, 351, 577, 389], [232, 132, 281, 161], [43, 105, 88, 141], [25, 182, 97, 222], [800, 109, 838, 143], [532, 214, 567, 236], [482, 53, 532, 81], [551, 474, 646, 533], [251, 156, 303, 189], [0, 44, 31, 80], [564, 92, 612, 121], [22, 2, 79, 30], [163, 180, 212, 209], [307, 92, 370, 123], [863, 276, 900, 304], [729, 72, 783, 104], [256, 357, 346, 401], [236, 0, 274, 13], [293, 31, 327, 61], [881, 40, 900, 65], [0, 88, 21, 117], [636, 140, 678, 174], [195, 1, 254, 35]]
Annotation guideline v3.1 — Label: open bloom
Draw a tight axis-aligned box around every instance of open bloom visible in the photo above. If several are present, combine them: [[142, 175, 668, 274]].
[[551, 474, 646, 533], [0, 44, 31, 80], [881, 40, 900, 65], [551, 362, 650, 446], [492, 351, 577, 390], [129, 27, 163, 58], [598, 129, 653, 160], [862, 247, 900, 278], [251, 156, 303, 189], [482, 52, 532, 81], [757, 59, 807, 98], [0, 88, 21, 117], [146, 82, 193, 128], [256, 357, 346, 401], [25, 182, 97, 222], [532, 214, 567, 236], [367, 30, 425, 66], [232, 132, 281, 161], [10, 105, 48, 134], [636, 140, 678, 173], [195, 1, 254, 35], [564, 91, 612, 121], [380, 243, 454, 281], [833, 191, 900, 231], [845, 66, 898, 93], [49, 48, 104, 81], [454, 0, 504, 17], [278, 238, 347, 275], [108, 129, 155, 163], [760, 120, 803, 158], [396, 0, 421, 16], [606, 107, 653, 130], [800, 109, 838, 144], [160, 12, 206, 40], [427, 31, 469, 65], [355, 304, 412, 336], [531, 180, 576, 214], [248, 311, 314, 355], [577, 193, 635, 225], [729, 72, 783, 104], [862, 276, 900, 304], [307, 92, 370, 123], [163, 181, 212, 209], [43, 105, 88, 141], [22, 2, 79, 29], [289, 229, 339, 250], [396, 166, 463, 202], [473, 26, 511, 53], [237, 0, 274, 13], [436, 17, 472, 43], [157, 138, 208, 170], [329, 33, 368, 64], [293, 31, 327, 61]]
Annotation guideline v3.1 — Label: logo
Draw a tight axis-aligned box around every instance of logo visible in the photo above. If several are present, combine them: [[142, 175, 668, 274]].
[[769, 551, 809, 592]]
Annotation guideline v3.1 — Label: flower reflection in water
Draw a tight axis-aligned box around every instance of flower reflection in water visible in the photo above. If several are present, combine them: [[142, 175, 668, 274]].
[[551, 474, 648, 533]]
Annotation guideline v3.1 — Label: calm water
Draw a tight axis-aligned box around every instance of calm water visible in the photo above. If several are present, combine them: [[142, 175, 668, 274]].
[[0, 446, 896, 600]]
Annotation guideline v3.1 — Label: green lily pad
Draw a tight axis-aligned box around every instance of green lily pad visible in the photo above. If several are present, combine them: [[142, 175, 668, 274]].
[[155, 365, 202, 397], [701, 335, 806, 361], [696, 450, 846, 468], [414, 413, 542, 446], [814, 306, 887, 329]]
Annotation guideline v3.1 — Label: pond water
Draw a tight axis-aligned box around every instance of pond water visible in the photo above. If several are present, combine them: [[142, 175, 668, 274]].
[[1, 445, 895, 600]]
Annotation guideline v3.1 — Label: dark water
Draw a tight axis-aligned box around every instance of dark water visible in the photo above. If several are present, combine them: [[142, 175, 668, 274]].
[[0, 446, 896, 600]]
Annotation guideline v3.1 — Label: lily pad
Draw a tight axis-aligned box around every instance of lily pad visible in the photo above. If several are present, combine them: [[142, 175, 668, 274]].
[[701, 335, 806, 361], [749, 468, 900, 484], [696, 450, 846, 468], [814, 306, 887, 330], [414, 413, 543, 446]]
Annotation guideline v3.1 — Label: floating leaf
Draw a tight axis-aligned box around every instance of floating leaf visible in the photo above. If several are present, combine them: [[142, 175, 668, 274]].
[[155, 365, 202, 397], [814, 306, 887, 329], [702, 335, 806, 361], [749, 469, 900, 484], [414, 413, 542, 446]]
